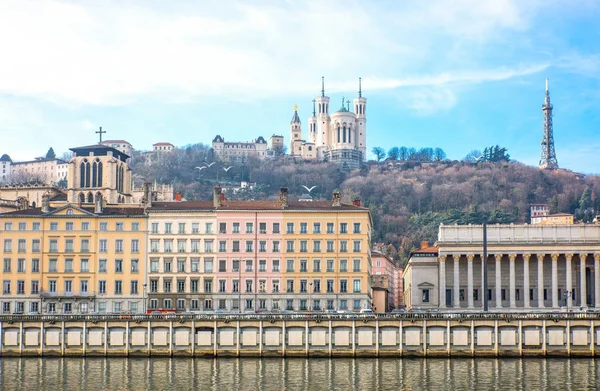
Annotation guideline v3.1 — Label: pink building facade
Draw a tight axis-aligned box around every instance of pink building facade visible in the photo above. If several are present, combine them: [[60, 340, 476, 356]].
[[371, 250, 399, 311], [213, 208, 284, 312]]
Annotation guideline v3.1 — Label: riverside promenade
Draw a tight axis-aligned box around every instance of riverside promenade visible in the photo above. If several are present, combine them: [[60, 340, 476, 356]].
[[1, 312, 599, 358]]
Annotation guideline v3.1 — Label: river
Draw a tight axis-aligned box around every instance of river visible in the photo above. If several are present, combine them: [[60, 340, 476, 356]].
[[0, 357, 598, 390]]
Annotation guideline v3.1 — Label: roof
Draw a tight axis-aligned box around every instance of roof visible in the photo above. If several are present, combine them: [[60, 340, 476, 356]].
[[70, 144, 130, 161], [101, 140, 131, 145], [0, 205, 146, 217], [290, 109, 301, 124], [256, 136, 266, 144], [0, 154, 11, 162], [213, 135, 224, 143], [153, 142, 174, 147], [148, 200, 368, 212], [548, 213, 573, 217]]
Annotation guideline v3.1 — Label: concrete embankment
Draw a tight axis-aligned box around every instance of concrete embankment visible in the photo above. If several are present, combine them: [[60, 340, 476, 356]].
[[1, 313, 599, 357]]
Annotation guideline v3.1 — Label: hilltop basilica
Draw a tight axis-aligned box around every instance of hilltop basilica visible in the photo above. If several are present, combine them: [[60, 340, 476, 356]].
[[290, 77, 367, 169]]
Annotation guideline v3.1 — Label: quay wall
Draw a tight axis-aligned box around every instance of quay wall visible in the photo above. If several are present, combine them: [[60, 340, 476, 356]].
[[1, 314, 600, 358]]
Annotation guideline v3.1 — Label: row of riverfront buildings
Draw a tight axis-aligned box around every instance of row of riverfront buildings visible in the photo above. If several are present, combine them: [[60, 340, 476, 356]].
[[0, 141, 408, 315]]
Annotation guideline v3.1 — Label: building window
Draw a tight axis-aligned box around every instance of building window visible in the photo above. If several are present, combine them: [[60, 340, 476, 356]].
[[353, 241, 361, 252], [49, 259, 57, 272], [99, 222, 107, 231], [245, 241, 253, 253], [273, 223, 280, 234], [326, 223, 334, 234], [131, 222, 139, 231], [151, 223, 159, 234], [64, 259, 73, 272], [131, 239, 139, 253], [232, 241, 240, 252], [422, 289, 430, 303], [326, 260, 334, 272], [353, 223, 361, 234], [340, 280, 347, 293], [340, 259, 348, 272], [353, 280, 361, 293], [115, 281, 122, 295], [81, 258, 89, 273], [273, 259, 280, 272], [115, 239, 123, 253], [286, 223, 294, 234], [326, 241, 334, 252], [286, 241, 294, 252], [232, 223, 240, 233], [164, 223, 172, 234], [300, 222, 308, 234], [115, 259, 123, 273], [31, 259, 40, 273], [313, 223, 321, 234], [340, 241, 348, 253], [300, 259, 308, 272], [327, 280, 334, 293], [273, 241, 280, 252]]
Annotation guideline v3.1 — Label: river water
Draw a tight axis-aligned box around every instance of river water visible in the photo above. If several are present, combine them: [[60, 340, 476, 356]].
[[0, 357, 598, 390]]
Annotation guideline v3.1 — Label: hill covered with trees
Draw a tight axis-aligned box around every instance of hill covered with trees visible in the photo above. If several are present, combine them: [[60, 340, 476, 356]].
[[129, 143, 600, 265]]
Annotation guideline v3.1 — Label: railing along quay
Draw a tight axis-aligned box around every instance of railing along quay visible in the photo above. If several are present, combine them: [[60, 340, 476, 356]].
[[1, 311, 600, 323]]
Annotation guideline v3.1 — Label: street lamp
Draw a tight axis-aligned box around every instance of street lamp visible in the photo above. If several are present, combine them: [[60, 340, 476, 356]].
[[309, 282, 313, 312], [143, 284, 147, 314]]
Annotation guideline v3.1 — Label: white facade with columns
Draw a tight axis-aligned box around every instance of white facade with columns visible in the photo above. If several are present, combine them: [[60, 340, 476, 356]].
[[404, 224, 600, 311]]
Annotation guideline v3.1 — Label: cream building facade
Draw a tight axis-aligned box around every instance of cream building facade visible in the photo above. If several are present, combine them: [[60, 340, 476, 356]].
[[146, 202, 217, 312], [0, 154, 68, 185], [405, 224, 600, 311]]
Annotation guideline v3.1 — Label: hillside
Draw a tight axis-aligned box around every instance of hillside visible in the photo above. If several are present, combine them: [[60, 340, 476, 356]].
[[129, 144, 600, 265]]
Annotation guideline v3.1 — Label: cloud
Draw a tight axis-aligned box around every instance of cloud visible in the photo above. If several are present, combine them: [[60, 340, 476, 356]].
[[0, 0, 548, 106]]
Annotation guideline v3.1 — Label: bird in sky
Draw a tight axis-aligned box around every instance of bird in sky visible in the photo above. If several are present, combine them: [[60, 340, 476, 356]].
[[205, 162, 216, 168], [194, 166, 207, 171], [302, 185, 317, 193], [222, 166, 234, 172]]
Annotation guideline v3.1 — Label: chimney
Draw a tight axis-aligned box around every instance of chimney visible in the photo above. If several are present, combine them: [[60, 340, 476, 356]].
[[143, 182, 153, 208], [213, 185, 222, 208], [352, 197, 361, 207], [220, 192, 226, 202], [279, 187, 288, 208], [175, 192, 182, 202], [41, 192, 50, 213], [332, 190, 341, 207], [95, 195, 104, 214], [421, 241, 428, 250]]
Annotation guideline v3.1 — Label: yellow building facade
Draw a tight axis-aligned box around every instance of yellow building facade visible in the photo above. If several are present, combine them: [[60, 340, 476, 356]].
[[0, 198, 146, 314]]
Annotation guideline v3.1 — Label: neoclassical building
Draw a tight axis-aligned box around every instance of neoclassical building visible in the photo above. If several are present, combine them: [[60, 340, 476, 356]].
[[404, 224, 600, 311], [290, 77, 367, 169]]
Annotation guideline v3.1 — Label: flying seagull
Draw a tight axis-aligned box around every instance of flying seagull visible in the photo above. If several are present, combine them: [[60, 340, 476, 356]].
[[194, 166, 207, 171], [302, 185, 317, 193], [204, 162, 216, 168], [222, 166, 234, 172]]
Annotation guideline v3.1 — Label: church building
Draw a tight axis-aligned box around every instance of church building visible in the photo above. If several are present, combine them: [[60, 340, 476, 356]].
[[290, 77, 367, 169]]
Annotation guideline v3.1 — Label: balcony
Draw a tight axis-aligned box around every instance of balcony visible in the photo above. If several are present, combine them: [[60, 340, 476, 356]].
[[40, 290, 96, 299]]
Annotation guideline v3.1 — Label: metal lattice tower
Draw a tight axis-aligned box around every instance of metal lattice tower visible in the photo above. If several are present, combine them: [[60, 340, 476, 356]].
[[539, 78, 558, 169]]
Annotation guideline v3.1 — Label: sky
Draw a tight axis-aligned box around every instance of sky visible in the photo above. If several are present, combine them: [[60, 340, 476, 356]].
[[0, 0, 599, 173]]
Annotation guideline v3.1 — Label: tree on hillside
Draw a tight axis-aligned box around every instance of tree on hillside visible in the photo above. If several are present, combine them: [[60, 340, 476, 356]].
[[481, 145, 510, 163], [463, 150, 483, 163], [372, 147, 386, 162], [433, 148, 447, 161], [45, 147, 56, 159], [60, 151, 73, 162], [398, 146, 409, 161], [387, 147, 400, 161]]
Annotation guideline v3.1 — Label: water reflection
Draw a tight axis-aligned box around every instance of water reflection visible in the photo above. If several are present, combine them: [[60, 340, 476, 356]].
[[0, 357, 598, 390]]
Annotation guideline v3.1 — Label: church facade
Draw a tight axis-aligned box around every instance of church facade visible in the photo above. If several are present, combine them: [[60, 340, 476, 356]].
[[290, 77, 367, 169]]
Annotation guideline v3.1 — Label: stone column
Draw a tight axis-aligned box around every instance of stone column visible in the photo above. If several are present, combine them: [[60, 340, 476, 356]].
[[523, 253, 531, 308], [495, 254, 502, 309], [580, 253, 588, 307], [565, 253, 573, 309], [509, 254, 517, 309], [537, 254, 545, 308], [595, 254, 600, 309], [439, 255, 446, 308], [551, 253, 559, 308], [467, 254, 474, 309], [453, 254, 460, 308]]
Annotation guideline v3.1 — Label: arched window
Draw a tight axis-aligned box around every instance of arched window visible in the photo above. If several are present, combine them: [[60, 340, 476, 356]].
[[78, 193, 85, 204], [87, 193, 93, 203], [92, 158, 103, 187], [337, 126, 341, 143], [343, 126, 347, 143], [348, 127, 352, 143], [80, 159, 90, 188]]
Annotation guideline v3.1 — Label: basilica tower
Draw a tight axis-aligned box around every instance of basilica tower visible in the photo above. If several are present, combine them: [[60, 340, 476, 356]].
[[353, 77, 367, 161], [290, 105, 302, 156], [315, 76, 331, 158]]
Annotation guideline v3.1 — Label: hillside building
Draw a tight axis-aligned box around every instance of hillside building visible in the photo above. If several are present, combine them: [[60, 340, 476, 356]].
[[153, 142, 174, 152], [0, 154, 68, 185], [101, 140, 133, 157], [290, 77, 367, 169]]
